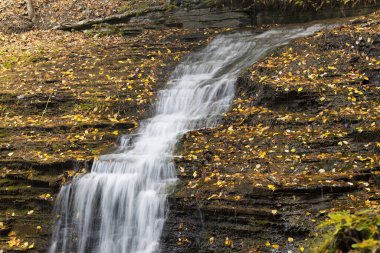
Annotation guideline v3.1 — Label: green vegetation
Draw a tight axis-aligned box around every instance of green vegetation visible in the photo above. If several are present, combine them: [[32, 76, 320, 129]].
[[312, 210, 380, 252], [0, 46, 47, 70]]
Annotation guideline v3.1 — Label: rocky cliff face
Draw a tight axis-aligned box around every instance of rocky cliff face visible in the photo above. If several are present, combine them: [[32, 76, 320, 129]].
[[0, 28, 218, 252], [56, 1, 380, 31], [1, 1, 379, 252], [3, 0, 379, 33], [162, 12, 380, 252], [166, 0, 380, 27]]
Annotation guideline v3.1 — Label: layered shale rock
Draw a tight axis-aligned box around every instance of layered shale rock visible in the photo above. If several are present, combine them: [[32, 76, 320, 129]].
[[163, 12, 380, 252]]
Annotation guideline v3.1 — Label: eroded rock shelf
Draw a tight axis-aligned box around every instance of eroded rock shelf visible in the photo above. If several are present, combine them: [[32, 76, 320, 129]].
[[0, 1, 379, 252]]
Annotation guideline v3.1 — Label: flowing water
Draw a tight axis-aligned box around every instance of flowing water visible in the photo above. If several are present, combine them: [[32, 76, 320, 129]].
[[50, 24, 325, 253]]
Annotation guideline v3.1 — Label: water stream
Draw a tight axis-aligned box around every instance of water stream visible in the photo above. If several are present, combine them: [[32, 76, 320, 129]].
[[50, 24, 324, 253]]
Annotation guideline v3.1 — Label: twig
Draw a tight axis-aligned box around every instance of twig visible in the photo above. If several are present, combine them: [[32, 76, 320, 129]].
[[39, 93, 52, 122]]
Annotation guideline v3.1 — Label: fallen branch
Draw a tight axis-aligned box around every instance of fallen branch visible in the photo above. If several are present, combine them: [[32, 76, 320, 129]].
[[54, 5, 167, 31]]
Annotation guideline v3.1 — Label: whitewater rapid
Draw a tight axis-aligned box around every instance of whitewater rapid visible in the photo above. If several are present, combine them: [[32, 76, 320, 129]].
[[50, 25, 323, 253]]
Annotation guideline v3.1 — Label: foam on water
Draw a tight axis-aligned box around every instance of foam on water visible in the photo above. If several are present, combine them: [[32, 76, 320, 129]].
[[50, 25, 324, 253]]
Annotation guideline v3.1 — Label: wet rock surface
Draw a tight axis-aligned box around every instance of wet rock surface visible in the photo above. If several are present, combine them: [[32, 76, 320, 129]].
[[55, 3, 380, 32], [1, 1, 380, 252], [4, 0, 378, 33], [0, 28, 218, 252], [163, 12, 380, 252]]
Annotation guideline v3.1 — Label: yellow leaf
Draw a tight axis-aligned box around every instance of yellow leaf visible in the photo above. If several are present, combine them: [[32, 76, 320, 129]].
[[204, 177, 211, 182], [298, 87, 303, 92], [225, 237, 233, 247], [268, 185, 276, 191], [207, 194, 218, 200], [259, 151, 267, 158]]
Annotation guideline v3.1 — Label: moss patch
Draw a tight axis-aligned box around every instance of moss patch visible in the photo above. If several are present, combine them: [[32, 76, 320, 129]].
[[311, 209, 380, 252]]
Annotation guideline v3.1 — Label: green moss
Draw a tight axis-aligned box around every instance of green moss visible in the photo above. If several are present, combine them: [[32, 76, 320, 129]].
[[0, 46, 47, 70], [0, 50, 18, 70], [0, 179, 14, 187], [0, 128, 6, 138], [254, 219, 271, 226], [310, 210, 380, 253], [165, 3, 178, 12], [118, 0, 152, 14], [87, 24, 125, 37], [0, 185, 29, 192]]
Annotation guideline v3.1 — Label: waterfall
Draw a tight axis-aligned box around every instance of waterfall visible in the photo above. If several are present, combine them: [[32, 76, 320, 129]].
[[50, 25, 324, 253]]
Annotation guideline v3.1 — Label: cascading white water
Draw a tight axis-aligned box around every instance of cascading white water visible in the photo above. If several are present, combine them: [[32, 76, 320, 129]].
[[50, 25, 324, 253]]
